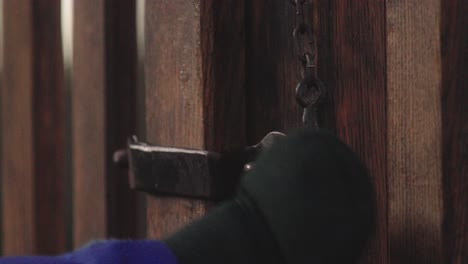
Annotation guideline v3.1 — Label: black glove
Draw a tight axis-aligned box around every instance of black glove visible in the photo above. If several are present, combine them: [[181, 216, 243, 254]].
[[164, 129, 374, 264]]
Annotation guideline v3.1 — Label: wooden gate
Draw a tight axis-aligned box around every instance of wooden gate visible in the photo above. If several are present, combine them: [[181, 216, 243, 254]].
[[1, 0, 466, 263]]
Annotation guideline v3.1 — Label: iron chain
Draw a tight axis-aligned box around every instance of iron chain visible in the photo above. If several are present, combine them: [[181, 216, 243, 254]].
[[288, 0, 326, 128]]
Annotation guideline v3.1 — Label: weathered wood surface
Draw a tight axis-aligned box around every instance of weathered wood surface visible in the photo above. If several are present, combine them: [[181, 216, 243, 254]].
[[0, 0, 3, 254], [245, 0, 301, 143], [144, 0, 245, 238], [1, 0, 35, 255], [31, 0, 67, 254], [315, 2, 388, 263], [246, 1, 387, 263], [441, 0, 468, 263], [0, 0, 460, 261], [72, 0, 107, 247], [387, 0, 443, 263], [73, 0, 141, 245], [145, 0, 208, 238], [104, 0, 140, 240], [1, 0, 66, 255]]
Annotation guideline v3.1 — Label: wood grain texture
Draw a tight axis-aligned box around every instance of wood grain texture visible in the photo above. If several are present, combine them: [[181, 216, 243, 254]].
[[72, 0, 107, 247], [146, 197, 208, 239], [200, 0, 246, 151], [104, 0, 140, 240], [31, 0, 66, 254], [387, 0, 443, 263], [145, 0, 207, 238], [1, 0, 66, 255], [315, 1, 387, 263], [245, 0, 301, 144], [1, 0, 35, 255], [441, 0, 468, 263], [0, 0, 3, 254], [247, 1, 387, 262], [145, 0, 245, 238]]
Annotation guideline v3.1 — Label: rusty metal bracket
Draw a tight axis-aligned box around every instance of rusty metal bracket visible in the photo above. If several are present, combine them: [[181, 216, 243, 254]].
[[114, 132, 285, 200]]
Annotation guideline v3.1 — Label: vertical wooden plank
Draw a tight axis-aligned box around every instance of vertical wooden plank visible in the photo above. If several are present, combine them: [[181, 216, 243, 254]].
[[145, 0, 245, 238], [441, 0, 468, 263], [200, 0, 246, 152], [136, 0, 146, 142], [1, 0, 35, 255], [145, 0, 206, 239], [31, 0, 66, 254], [135, 0, 148, 238], [245, 0, 301, 144], [105, 0, 140, 239], [0, 0, 4, 254], [61, 0, 74, 251], [315, 1, 387, 263], [387, 0, 443, 263], [1, 0, 66, 255], [73, 0, 140, 245], [247, 1, 387, 262], [72, 0, 107, 247]]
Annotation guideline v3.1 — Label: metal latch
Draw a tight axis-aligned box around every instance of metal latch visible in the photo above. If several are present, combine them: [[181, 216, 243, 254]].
[[114, 132, 285, 200]]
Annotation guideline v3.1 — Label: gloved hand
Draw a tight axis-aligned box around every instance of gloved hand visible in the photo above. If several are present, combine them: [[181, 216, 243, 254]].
[[165, 128, 374, 264], [0, 129, 373, 264]]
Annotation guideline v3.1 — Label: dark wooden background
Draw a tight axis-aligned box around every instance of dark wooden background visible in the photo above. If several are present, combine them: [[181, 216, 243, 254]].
[[0, 0, 466, 263]]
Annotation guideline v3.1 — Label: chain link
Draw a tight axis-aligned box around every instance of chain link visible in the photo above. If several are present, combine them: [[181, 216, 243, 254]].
[[288, 0, 326, 129]]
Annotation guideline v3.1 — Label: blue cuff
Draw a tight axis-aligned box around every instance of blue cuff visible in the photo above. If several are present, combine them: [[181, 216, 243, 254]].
[[0, 240, 179, 264]]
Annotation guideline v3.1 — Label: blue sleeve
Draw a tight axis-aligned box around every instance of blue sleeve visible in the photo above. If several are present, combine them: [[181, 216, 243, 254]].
[[0, 240, 179, 264]]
